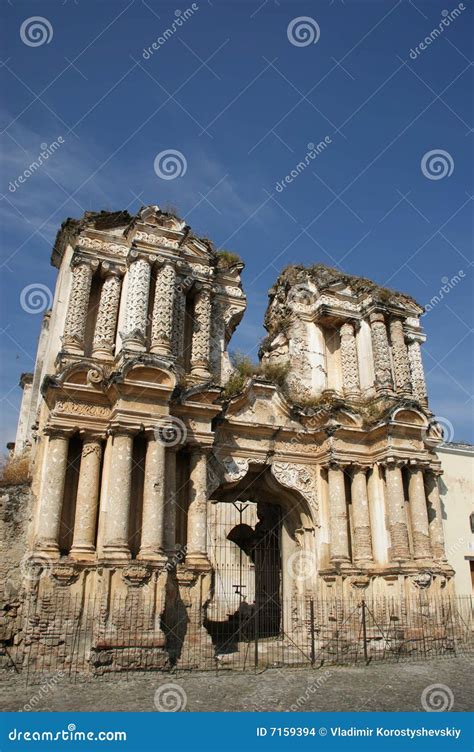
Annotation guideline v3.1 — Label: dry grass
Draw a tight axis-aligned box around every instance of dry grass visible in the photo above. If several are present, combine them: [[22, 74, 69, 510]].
[[0, 456, 31, 487]]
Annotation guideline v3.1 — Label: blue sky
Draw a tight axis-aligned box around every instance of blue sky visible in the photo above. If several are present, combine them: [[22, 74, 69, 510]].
[[1, 0, 473, 448]]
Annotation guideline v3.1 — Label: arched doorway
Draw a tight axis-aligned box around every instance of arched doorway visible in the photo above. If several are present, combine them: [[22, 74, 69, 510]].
[[205, 464, 316, 655]]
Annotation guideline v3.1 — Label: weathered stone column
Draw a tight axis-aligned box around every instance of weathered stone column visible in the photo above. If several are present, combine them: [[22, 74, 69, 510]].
[[369, 311, 393, 391], [35, 431, 69, 556], [340, 321, 361, 398], [408, 466, 431, 560], [138, 433, 167, 561], [384, 461, 410, 561], [350, 466, 373, 563], [407, 335, 428, 405], [163, 448, 177, 554], [389, 317, 412, 395], [328, 463, 350, 564], [191, 285, 211, 380], [186, 448, 210, 567], [150, 261, 176, 356], [121, 252, 154, 351], [424, 469, 447, 560], [70, 436, 103, 559], [63, 257, 97, 354], [102, 429, 133, 560], [92, 264, 123, 359]]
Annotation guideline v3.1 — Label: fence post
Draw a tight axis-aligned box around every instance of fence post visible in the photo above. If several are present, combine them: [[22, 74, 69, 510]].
[[361, 599, 369, 664], [254, 605, 259, 671], [310, 598, 316, 667]]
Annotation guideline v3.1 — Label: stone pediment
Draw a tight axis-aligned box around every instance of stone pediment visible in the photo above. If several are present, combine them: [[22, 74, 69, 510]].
[[225, 380, 301, 430]]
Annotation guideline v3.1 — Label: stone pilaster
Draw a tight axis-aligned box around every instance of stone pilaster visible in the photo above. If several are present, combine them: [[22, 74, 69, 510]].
[[150, 261, 176, 356], [121, 252, 154, 352], [102, 429, 133, 560], [190, 286, 211, 380], [389, 317, 412, 395], [408, 466, 431, 560], [340, 321, 361, 398], [350, 466, 373, 563], [407, 335, 428, 405], [369, 312, 393, 391], [424, 469, 447, 561], [384, 461, 410, 562], [137, 433, 166, 562], [186, 448, 210, 568], [92, 265, 123, 359], [70, 436, 103, 560], [35, 431, 69, 556], [327, 463, 350, 564], [163, 448, 177, 554], [63, 257, 97, 354]]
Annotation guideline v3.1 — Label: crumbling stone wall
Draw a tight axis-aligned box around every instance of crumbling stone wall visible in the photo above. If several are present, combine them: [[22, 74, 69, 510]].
[[0, 482, 34, 663]]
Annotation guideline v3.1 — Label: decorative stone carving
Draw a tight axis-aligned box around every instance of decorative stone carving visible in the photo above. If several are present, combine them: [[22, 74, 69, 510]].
[[63, 257, 97, 353], [389, 317, 412, 395], [151, 262, 176, 355], [122, 563, 152, 587], [121, 254, 153, 351], [340, 321, 361, 397], [50, 562, 80, 585], [77, 236, 128, 256], [133, 231, 179, 249], [222, 456, 249, 483], [191, 286, 211, 379], [55, 401, 110, 418], [369, 312, 393, 390], [271, 462, 319, 517], [407, 335, 428, 404], [171, 284, 186, 364], [92, 268, 122, 359]]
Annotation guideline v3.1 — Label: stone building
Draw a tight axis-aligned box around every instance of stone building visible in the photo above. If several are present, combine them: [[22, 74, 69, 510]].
[[3, 205, 461, 671]]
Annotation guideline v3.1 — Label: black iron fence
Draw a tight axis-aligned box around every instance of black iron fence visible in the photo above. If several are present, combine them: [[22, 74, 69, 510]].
[[1, 593, 472, 682]]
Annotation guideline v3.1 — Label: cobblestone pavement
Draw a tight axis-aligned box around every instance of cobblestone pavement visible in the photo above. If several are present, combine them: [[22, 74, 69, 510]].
[[1, 657, 472, 713]]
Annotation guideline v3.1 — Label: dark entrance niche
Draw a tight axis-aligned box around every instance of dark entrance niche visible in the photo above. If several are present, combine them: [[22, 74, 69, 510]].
[[205, 500, 282, 655]]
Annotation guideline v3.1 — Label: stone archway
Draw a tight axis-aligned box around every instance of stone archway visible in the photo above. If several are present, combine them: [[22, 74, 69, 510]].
[[205, 460, 319, 651]]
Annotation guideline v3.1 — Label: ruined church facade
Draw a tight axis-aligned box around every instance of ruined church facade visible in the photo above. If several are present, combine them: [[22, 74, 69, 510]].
[[8, 206, 455, 670]]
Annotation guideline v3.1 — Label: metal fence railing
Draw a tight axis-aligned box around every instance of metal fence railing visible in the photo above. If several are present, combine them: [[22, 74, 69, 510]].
[[2, 592, 472, 682]]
